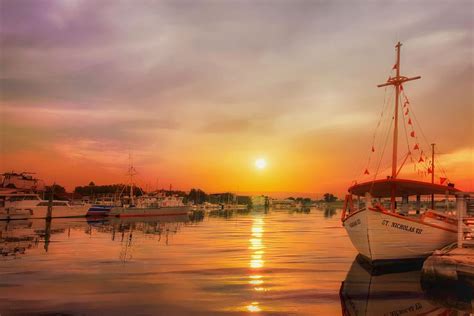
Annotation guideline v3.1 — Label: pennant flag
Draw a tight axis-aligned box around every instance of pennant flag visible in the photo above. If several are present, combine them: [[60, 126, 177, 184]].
[[405, 108, 409, 115], [419, 156, 424, 163], [440, 177, 447, 185], [408, 118, 412, 125], [392, 63, 397, 70], [400, 85, 404, 91], [371, 146, 375, 152], [414, 144, 419, 150], [404, 102, 408, 108], [364, 169, 370, 175], [428, 167, 433, 174], [410, 131, 415, 137]]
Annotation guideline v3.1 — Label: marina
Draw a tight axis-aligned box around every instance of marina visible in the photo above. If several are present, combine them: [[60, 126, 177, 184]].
[[1, 1, 472, 314]]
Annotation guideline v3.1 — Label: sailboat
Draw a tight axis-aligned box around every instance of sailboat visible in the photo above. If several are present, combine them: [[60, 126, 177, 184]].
[[341, 42, 472, 264], [88, 158, 190, 218]]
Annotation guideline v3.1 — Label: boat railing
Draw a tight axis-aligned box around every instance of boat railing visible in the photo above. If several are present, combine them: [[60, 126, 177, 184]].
[[341, 194, 366, 221]]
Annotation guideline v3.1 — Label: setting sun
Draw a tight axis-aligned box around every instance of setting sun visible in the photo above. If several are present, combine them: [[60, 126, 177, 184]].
[[255, 158, 267, 170]]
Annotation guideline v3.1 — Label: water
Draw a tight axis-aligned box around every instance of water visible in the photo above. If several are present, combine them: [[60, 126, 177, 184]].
[[0, 208, 472, 315]]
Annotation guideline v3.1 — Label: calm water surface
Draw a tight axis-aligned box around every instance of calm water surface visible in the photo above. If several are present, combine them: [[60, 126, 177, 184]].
[[0, 208, 472, 315]]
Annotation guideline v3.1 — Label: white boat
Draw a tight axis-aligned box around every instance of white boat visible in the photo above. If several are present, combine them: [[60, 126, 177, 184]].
[[341, 42, 471, 264], [0, 190, 89, 220], [342, 180, 465, 263]]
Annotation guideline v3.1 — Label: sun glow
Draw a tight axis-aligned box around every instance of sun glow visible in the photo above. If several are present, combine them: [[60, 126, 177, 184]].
[[255, 158, 267, 170]]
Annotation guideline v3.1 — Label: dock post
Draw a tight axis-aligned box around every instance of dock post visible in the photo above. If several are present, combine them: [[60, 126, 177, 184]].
[[365, 192, 372, 208], [46, 183, 55, 220], [416, 195, 421, 214], [456, 193, 466, 249]]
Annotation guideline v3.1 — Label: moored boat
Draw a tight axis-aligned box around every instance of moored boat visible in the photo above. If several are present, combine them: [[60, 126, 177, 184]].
[[341, 42, 472, 264], [1, 190, 89, 220]]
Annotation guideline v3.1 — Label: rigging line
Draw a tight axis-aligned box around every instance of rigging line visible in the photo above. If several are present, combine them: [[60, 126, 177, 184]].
[[375, 89, 395, 157], [355, 84, 394, 182], [377, 149, 414, 178], [432, 145, 449, 178], [367, 88, 393, 167], [402, 90, 449, 179], [354, 65, 397, 183], [401, 90, 432, 151], [400, 93, 411, 157], [372, 111, 394, 182]]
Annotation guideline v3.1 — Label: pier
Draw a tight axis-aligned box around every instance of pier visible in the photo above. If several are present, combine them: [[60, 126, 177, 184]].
[[422, 192, 474, 283]]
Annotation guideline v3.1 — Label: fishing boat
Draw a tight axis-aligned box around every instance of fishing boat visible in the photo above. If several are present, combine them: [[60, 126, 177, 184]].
[[341, 42, 471, 264]]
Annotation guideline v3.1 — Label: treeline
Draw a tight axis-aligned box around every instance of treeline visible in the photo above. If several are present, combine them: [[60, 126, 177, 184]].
[[286, 197, 313, 206], [188, 189, 252, 206], [73, 182, 143, 197]]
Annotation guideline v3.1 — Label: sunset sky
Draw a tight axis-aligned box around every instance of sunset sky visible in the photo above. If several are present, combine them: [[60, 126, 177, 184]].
[[1, 1, 472, 197]]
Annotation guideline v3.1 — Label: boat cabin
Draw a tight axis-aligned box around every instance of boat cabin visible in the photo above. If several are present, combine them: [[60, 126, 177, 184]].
[[342, 178, 463, 219]]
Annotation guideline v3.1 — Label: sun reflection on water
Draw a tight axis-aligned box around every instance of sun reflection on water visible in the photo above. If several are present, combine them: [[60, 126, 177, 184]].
[[245, 216, 267, 312]]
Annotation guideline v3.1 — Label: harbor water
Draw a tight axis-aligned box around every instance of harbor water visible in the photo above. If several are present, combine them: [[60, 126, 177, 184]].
[[0, 208, 472, 315]]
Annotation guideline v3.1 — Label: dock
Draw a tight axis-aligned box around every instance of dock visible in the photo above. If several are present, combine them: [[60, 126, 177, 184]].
[[422, 192, 474, 283]]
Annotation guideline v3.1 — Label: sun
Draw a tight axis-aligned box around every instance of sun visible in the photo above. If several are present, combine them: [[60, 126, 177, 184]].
[[255, 158, 267, 170]]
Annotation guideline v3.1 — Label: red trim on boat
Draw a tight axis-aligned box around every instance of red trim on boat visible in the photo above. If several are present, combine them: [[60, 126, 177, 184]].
[[342, 205, 457, 233]]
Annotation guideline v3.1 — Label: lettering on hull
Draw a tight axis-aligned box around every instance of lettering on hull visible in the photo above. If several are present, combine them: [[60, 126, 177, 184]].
[[348, 219, 361, 228], [381, 219, 423, 234]]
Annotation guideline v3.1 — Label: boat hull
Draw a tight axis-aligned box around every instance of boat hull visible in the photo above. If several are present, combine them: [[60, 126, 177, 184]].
[[86, 205, 113, 217], [1, 205, 88, 220], [108, 206, 191, 217], [343, 208, 457, 263]]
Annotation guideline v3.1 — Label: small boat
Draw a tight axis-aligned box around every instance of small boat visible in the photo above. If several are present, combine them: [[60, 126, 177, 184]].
[[0, 190, 89, 220], [341, 42, 472, 264]]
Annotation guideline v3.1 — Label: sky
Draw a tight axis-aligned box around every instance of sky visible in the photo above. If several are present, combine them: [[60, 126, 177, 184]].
[[0, 0, 473, 197]]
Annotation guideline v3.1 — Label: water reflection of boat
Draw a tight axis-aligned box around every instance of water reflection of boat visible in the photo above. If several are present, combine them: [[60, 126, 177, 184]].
[[339, 257, 472, 316], [0, 219, 89, 257]]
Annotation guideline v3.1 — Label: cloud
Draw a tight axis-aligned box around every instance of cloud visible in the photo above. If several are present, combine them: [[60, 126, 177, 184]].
[[1, 0, 472, 192]]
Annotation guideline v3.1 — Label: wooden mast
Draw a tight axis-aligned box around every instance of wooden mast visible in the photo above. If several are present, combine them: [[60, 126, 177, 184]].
[[377, 42, 421, 211], [431, 143, 435, 209]]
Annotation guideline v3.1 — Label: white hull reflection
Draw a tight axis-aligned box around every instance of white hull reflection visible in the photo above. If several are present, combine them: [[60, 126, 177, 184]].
[[339, 257, 470, 316]]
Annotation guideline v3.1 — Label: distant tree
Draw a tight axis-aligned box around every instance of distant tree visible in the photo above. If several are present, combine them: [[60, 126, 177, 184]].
[[74, 183, 143, 197], [323, 193, 337, 203], [188, 188, 208, 204], [45, 184, 67, 200], [237, 196, 251, 206], [89, 181, 95, 186]]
